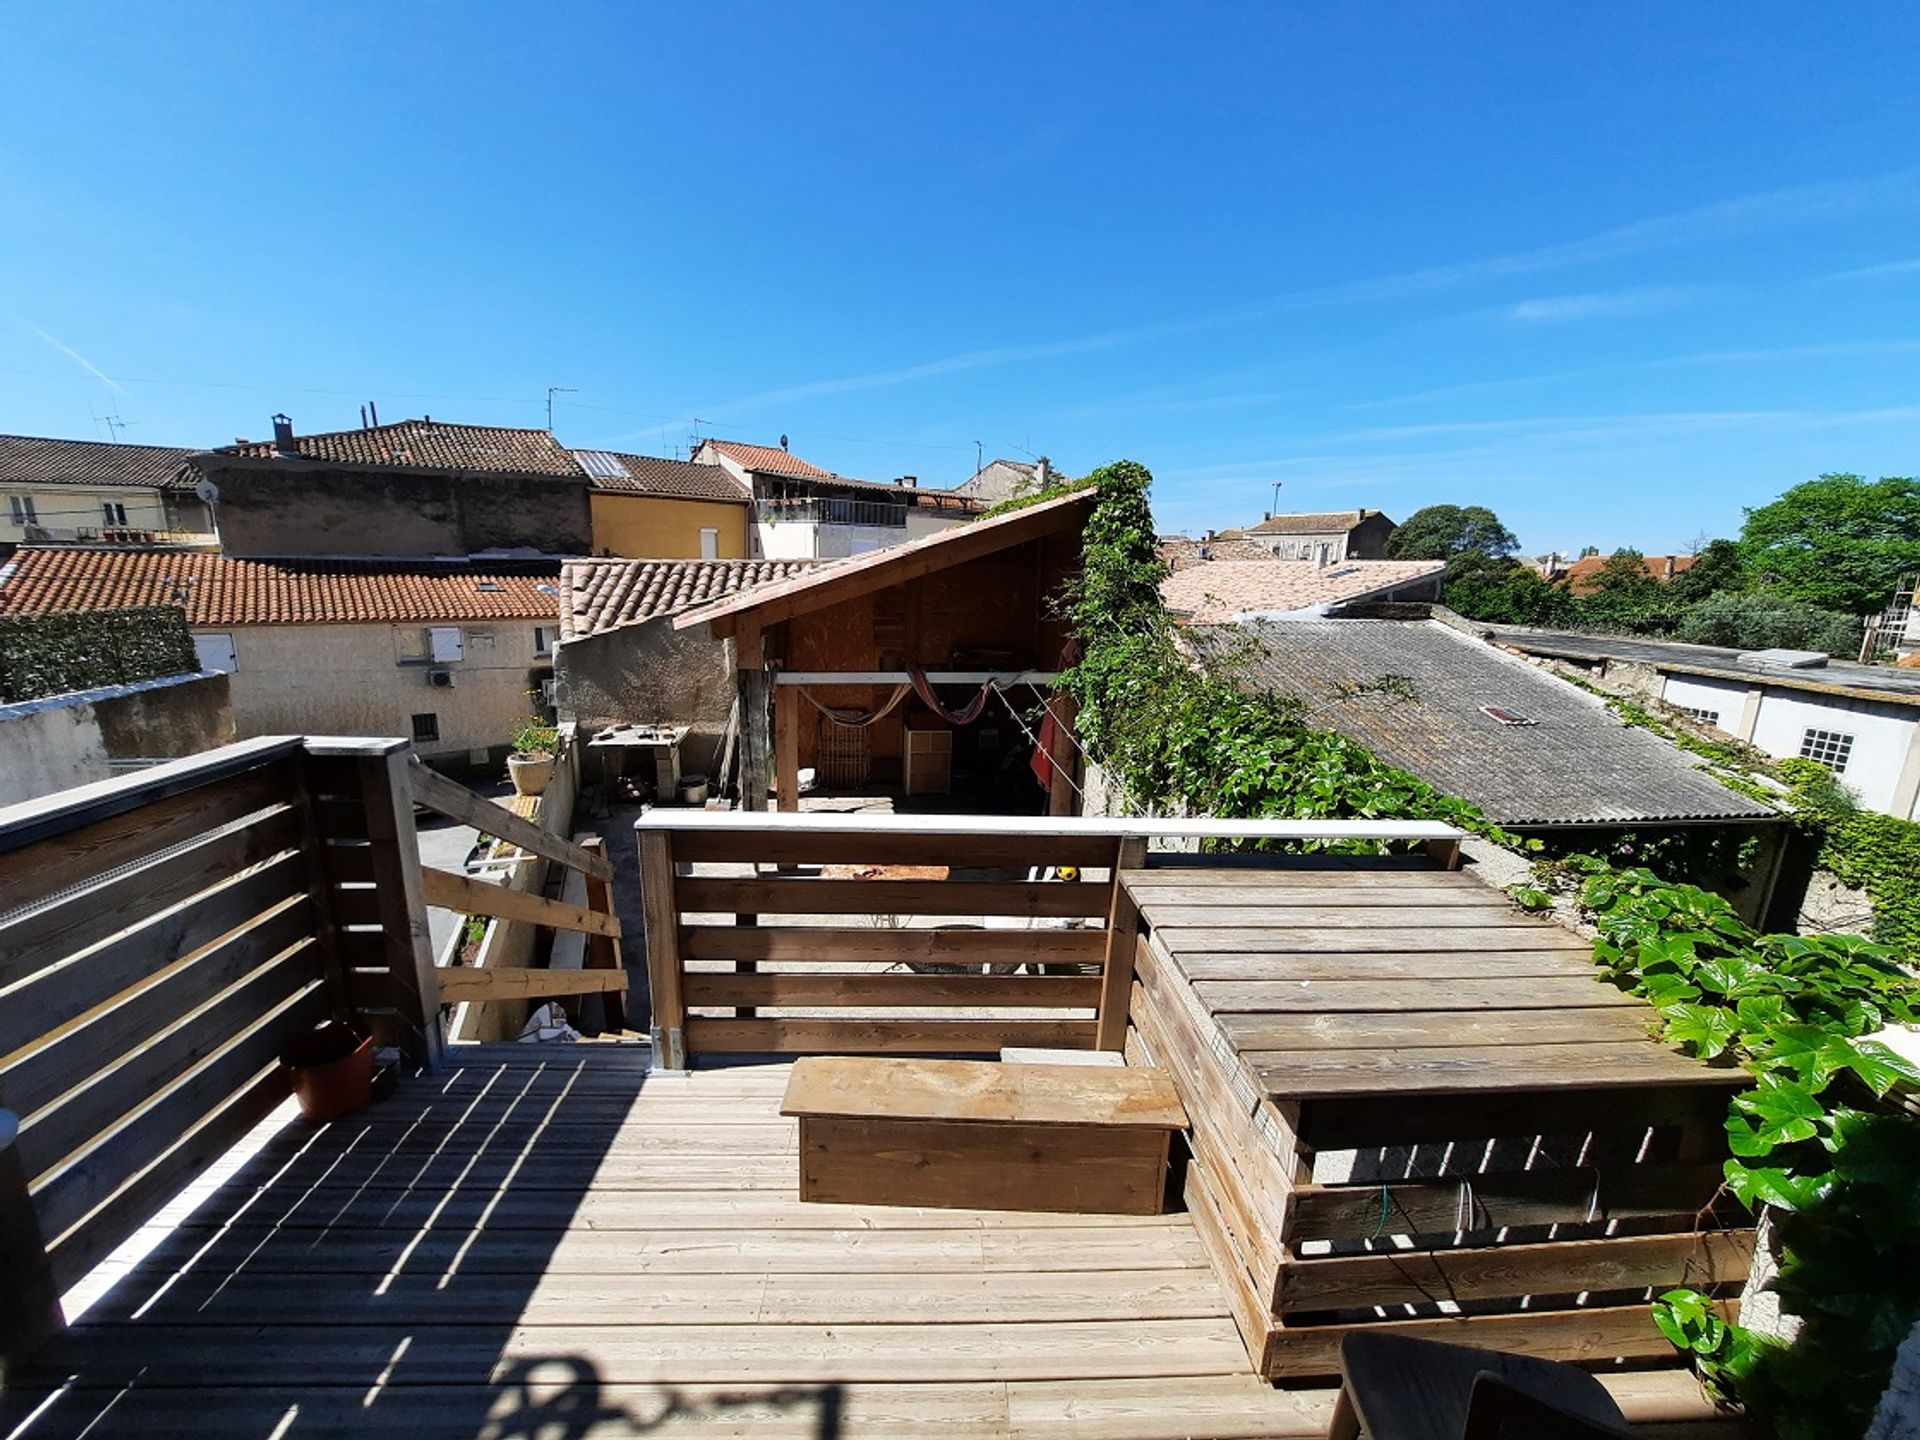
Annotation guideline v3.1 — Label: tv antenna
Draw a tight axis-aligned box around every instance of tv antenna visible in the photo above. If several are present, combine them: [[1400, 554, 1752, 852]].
[[975, 439, 983, 474], [546, 387, 577, 432], [1270, 480, 1283, 515]]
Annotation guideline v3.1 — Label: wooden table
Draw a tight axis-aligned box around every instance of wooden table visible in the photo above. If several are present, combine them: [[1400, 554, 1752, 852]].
[[1120, 861, 1754, 1381]]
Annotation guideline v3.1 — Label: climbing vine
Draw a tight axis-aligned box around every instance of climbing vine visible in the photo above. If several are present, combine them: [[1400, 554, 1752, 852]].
[[1065, 461, 1920, 1437]]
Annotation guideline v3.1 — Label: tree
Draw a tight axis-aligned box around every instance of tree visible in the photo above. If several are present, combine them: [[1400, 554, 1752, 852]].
[[1668, 539, 1746, 604], [1673, 593, 1861, 656], [1385, 504, 1519, 561], [1443, 554, 1576, 627], [1739, 474, 1920, 616]]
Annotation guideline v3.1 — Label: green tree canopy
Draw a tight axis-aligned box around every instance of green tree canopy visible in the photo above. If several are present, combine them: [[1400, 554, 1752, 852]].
[[1739, 474, 1920, 616], [1384, 504, 1519, 561], [1442, 554, 1576, 627], [1668, 539, 1746, 604], [1673, 593, 1861, 656]]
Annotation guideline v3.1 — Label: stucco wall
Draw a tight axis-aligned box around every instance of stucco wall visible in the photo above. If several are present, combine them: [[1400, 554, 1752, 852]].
[[205, 621, 553, 764], [0, 670, 234, 806], [207, 461, 592, 558], [554, 619, 736, 778], [903, 509, 973, 543], [1, 484, 172, 543], [1743, 687, 1920, 818], [589, 492, 748, 559]]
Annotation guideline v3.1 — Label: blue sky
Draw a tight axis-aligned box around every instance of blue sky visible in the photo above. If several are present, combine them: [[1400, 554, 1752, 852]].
[[2, 3, 1917, 555]]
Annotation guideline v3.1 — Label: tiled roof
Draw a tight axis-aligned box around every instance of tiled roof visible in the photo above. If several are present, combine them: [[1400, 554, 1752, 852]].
[[1560, 552, 1697, 594], [1161, 559, 1444, 623], [0, 434, 199, 490], [1157, 537, 1279, 572], [703, 439, 834, 479], [222, 419, 582, 476], [1232, 509, 1385, 537], [561, 558, 821, 640], [574, 450, 749, 503], [1208, 619, 1777, 826], [0, 547, 562, 626]]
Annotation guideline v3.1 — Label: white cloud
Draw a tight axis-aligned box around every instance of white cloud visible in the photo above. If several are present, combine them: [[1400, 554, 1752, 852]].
[[20, 320, 121, 392], [1504, 285, 1714, 323]]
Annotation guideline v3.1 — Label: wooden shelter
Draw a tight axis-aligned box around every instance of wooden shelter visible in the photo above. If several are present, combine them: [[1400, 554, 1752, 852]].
[[675, 488, 1096, 813]]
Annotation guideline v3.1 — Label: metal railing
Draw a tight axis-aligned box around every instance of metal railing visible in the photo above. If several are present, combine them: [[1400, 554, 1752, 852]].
[[756, 497, 909, 528]]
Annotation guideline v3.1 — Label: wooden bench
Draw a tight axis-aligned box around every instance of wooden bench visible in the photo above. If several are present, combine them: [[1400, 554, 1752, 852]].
[[780, 1057, 1189, 1216]]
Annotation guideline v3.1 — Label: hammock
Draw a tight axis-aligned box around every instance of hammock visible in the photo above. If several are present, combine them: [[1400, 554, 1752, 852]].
[[906, 666, 997, 726], [797, 683, 911, 729]]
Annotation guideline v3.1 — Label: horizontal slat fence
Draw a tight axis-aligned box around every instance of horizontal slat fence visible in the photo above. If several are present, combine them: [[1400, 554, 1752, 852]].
[[635, 813, 1466, 1068], [0, 736, 444, 1370]]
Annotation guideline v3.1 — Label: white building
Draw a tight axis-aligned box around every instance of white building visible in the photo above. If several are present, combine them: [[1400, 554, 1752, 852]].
[[1484, 628, 1920, 820]]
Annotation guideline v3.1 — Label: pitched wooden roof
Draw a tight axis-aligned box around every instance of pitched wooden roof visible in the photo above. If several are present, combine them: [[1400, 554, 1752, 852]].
[[673, 487, 1096, 638]]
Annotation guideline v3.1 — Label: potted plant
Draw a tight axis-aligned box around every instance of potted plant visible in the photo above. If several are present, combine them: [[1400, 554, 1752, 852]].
[[507, 717, 560, 796], [282, 1019, 376, 1123]]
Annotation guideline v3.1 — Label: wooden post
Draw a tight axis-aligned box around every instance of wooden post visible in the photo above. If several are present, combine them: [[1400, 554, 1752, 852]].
[[579, 837, 627, 1033], [638, 829, 687, 1069], [737, 624, 772, 814], [1094, 835, 1147, 1051], [1046, 693, 1080, 817], [0, 1109, 62, 1380], [1423, 836, 1462, 871], [774, 679, 800, 814], [313, 739, 445, 1068]]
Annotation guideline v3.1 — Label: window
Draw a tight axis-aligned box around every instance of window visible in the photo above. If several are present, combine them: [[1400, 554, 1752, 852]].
[[102, 501, 128, 527], [411, 713, 440, 744], [8, 495, 36, 526], [699, 527, 720, 560], [194, 632, 238, 673], [428, 626, 464, 663], [1800, 727, 1855, 772], [534, 626, 557, 656], [1677, 705, 1722, 727]]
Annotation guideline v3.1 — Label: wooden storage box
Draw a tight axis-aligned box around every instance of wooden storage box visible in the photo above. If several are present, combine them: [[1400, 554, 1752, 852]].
[[781, 1057, 1187, 1216]]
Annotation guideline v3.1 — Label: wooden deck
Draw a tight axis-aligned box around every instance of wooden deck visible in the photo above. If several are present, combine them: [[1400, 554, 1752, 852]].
[[1, 1043, 1738, 1438], [1122, 861, 1755, 1383]]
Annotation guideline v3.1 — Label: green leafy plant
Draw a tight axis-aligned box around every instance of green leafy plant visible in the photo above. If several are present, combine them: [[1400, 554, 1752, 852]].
[[511, 717, 560, 756], [0, 605, 199, 703]]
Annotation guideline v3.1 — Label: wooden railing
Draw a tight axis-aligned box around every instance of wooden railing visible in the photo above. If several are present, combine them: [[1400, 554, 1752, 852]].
[[635, 812, 1466, 1069], [0, 736, 444, 1369]]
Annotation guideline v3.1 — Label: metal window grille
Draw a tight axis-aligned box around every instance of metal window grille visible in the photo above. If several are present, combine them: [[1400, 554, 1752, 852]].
[[1799, 727, 1854, 772], [1678, 706, 1722, 727], [412, 712, 440, 744]]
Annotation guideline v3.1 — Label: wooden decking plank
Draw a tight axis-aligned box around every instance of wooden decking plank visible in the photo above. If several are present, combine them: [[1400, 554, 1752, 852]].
[[1252, 1040, 1722, 1098], [1192, 977, 1641, 1013], [781, 1057, 1186, 1129], [21, 1317, 1259, 1386], [1136, 903, 1547, 928], [82, 1266, 1231, 1327], [1218, 1008, 1656, 1050], [1157, 925, 1593, 954], [1176, 951, 1600, 981]]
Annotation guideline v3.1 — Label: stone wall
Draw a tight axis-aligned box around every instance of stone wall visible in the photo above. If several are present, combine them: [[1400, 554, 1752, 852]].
[[554, 619, 736, 780]]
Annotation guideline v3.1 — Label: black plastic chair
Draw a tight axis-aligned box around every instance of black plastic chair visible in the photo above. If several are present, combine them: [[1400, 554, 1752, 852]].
[[1328, 1331, 1636, 1439]]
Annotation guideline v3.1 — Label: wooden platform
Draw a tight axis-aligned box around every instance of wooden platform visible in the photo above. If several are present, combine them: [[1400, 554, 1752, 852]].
[[0, 1043, 1741, 1438], [1122, 862, 1755, 1383]]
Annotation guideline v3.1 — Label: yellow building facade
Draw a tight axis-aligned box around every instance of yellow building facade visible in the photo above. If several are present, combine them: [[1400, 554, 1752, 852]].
[[589, 492, 749, 559]]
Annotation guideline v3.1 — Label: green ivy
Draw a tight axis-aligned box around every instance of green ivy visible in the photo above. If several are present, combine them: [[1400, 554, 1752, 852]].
[[0, 605, 199, 704], [1576, 858, 1920, 1438]]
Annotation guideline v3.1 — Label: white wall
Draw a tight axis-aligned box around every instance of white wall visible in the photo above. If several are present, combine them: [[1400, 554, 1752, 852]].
[[904, 509, 971, 543], [1665, 670, 1920, 818], [0, 672, 234, 806]]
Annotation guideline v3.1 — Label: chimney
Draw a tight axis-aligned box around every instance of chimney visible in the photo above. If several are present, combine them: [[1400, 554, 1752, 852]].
[[1035, 456, 1050, 487], [897, 475, 918, 488], [271, 414, 296, 455]]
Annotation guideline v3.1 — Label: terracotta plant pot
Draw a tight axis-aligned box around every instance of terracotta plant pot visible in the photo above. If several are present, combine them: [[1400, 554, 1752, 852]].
[[282, 1020, 376, 1123], [507, 751, 555, 796]]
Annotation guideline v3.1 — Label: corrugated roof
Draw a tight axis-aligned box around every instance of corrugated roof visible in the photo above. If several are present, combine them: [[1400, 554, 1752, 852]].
[[0, 434, 200, 490], [0, 547, 562, 626], [222, 419, 581, 476], [1161, 559, 1444, 622], [1210, 618, 1778, 826], [573, 450, 749, 504], [561, 558, 820, 639]]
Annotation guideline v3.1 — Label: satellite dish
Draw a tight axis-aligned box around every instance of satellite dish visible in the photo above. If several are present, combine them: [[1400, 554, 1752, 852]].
[[779, 434, 789, 451], [195, 478, 220, 505]]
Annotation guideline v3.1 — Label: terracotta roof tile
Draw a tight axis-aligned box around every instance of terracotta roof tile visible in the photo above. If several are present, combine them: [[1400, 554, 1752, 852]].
[[0, 434, 200, 490], [561, 558, 822, 639], [0, 547, 563, 626], [573, 450, 749, 503], [703, 439, 835, 479], [222, 419, 581, 476], [1161, 559, 1444, 623], [1157, 537, 1279, 571]]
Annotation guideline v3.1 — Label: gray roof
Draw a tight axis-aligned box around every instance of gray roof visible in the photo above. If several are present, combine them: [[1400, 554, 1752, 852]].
[[1479, 625, 1920, 708], [0, 434, 199, 490], [1208, 618, 1777, 827], [572, 450, 749, 504]]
